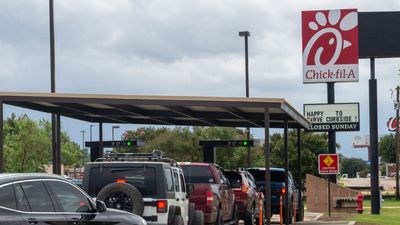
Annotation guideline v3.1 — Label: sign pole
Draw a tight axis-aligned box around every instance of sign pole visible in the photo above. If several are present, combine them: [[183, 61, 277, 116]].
[[328, 177, 331, 217], [327, 83, 337, 184]]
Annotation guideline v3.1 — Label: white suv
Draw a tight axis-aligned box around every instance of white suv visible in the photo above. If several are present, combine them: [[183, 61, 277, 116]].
[[82, 151, 204, 225]]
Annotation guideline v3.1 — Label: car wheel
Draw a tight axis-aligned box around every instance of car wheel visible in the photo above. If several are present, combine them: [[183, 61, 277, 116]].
[[173, 215, 184, 225], [188, 203, 195, 225], [214, 209, 223, 225], [283, 207, 293, 224], [193, 210, 204, 225], [97, 182, 144, 215], [244, 206, 255, 225]]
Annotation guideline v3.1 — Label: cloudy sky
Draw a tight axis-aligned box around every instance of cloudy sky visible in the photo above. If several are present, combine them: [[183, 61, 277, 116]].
[[1, 0, 400, 160]]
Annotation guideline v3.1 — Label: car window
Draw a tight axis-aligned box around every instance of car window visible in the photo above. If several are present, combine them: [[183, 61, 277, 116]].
[[15, 184, 30, 211], [46, 180, 92, 212], [164, 168, 174, 192], [181, 165, 215, 184], [0, 184, 16, 209], [179, 172, 186, 193], [19, 181, 55, 212], [173, 170, 180, 192], [89, 166, 157, 197]]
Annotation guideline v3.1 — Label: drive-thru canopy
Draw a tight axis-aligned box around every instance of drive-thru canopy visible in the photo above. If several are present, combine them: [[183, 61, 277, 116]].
[[0, 92, 310, 224]]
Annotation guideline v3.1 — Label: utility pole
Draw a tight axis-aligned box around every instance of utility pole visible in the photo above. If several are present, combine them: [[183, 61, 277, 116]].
[[81, 130, 86, 167], [396, 86, 399, 200]]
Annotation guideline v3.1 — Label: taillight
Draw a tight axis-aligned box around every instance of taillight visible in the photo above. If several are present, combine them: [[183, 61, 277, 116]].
[[157, 200, 168, 213], [241, 183, 249, 193], [206, 190, 213, 205], [281, 187, 286, 196], [116, 179, 126, 183]]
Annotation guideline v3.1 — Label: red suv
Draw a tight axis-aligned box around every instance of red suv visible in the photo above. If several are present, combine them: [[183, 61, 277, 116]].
[[223, 170, 264, 225]]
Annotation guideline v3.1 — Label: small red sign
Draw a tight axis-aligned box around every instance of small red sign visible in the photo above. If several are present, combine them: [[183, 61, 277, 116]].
[[302, 9, 359, 83], [318, 154, 339, 174]]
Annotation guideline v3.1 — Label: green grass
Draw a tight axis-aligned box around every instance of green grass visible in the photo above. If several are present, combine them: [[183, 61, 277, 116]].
[[350, 199, 400, 225]]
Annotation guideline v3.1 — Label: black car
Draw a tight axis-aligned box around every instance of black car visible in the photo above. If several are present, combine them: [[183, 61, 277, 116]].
[[0, 173, 147, 225]]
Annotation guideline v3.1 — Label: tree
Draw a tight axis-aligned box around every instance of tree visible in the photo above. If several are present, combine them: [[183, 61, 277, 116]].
[[340, 156, 370, 178], [269, 130, 333, 183], [3, 114, 82, 172], [379, 134, 396, 163]]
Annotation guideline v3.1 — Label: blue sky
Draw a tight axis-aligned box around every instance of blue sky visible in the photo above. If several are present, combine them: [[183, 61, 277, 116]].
[[1, 0, 400, 160]]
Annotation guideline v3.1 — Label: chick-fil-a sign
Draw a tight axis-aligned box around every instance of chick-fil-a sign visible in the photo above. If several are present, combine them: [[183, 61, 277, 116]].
[[302, 9, 359, 83]]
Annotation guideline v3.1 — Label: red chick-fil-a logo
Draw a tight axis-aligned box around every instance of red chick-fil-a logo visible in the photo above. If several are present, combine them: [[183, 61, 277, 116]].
[[302, 9, 359, 83]]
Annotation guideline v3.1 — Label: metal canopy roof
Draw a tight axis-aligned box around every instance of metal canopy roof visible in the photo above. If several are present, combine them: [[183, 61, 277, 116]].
[[0, 92, 310, 129]]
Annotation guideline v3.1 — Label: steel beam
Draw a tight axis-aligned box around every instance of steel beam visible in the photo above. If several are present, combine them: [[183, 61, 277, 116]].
[[0, 102, 3, 172], [284, 119, 289, 225], [264, 107, 271, 225]]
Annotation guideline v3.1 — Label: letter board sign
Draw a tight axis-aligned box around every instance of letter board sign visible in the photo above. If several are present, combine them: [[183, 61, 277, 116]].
[[319, 154, 339, 174], [304, 103, 360, 132], [302, 9, 359, 83]]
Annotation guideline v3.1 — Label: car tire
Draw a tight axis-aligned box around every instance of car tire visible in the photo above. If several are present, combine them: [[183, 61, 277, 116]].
[[296, 201, 305, 222], [188, 203, 195, 225], [173, 215, 184, 225], [244, 206, 255, 225], [97, 182, 144, 215], [283, 207, 293, 224], [193, 210, 204, 225], [214, 209, 223, 225]]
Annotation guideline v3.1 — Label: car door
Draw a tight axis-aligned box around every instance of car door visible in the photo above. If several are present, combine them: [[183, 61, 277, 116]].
[[45, 180, 110, 225], [15, 180, 66, 225], [0, 183, 24, 224], [216, 169, 230, 220], [172, 168, 188, 224], [177, 169, 189, 225]]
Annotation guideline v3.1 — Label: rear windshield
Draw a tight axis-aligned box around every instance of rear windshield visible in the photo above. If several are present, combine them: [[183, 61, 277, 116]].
[[89, 166, 157, 197], [247, 169, 285, 183], [223, 171, 242, 188], [181, 165, 215, 184]]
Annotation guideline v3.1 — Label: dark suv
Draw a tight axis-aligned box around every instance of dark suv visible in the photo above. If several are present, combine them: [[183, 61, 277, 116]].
[[82, 151, 203, 225], [223, 170, 264, 225], [0, 173, 146, 225], [247, 168, 303, 224]]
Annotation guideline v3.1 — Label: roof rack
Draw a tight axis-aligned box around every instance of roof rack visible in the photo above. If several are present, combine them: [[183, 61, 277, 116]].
[[95, 150, 178, 166]]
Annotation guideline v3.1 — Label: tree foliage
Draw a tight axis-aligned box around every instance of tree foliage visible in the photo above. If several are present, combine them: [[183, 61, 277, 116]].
[[3, 113, 82, 172], [379, 134, 395, 163], [340, 156, 370, 178]]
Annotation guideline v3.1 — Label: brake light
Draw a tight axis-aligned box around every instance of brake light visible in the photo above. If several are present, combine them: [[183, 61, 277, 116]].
[[157, 200, 168, 213], [116, 179, 126, 183], [206, 190, 213, 205], [281, 187, 286, 196], [241, 183, 249, 193]]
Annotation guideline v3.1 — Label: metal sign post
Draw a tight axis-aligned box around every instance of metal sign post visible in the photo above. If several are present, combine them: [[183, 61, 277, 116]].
[[318, 154, 340, 217]]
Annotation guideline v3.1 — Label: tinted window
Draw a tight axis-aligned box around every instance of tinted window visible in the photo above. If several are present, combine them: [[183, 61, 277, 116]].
[[247, 169, 285, 183], [164, 168, 174, 192], [89, 166, 157, 197], [181, 165, 215, 184], [15, 184, 30, 211], [0, 185, 16, 209], [179, 173, 186, 193], [173, 171, 180, 192], [223, 171, 242, 188], [20, 181, 54, 212], [47, 181, 92, 212]]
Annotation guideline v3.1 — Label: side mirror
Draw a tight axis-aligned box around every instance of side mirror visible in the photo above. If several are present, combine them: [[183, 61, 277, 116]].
[[96, 200, 107, 213], [186, 184, 194, 194]]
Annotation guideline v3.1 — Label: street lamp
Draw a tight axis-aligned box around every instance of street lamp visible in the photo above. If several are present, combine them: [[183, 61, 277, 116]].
[[239, 31, 251, 167], [80, 130, 86, 167], [112, 126, 120, 141]]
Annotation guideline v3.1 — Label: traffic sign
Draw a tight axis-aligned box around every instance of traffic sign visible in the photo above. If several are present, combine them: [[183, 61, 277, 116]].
[[318, 154, 339, 174]]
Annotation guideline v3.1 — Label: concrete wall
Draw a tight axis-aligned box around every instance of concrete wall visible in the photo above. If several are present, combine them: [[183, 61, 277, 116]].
[[306, 174, 359, 213]]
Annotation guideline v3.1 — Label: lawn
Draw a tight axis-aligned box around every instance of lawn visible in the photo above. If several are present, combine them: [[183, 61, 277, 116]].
[[351, 198, 400, 225]]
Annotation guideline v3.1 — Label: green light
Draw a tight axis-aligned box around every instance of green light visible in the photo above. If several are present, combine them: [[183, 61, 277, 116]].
[[243, 141, 248, 146], [127, 141, 132, 146]]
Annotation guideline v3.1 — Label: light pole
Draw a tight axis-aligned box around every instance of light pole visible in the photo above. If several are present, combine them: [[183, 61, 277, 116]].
[[90, 124, 95, 141], [239, 31, 251, 167], [112, 126, 120, 141], [80, 130, 86, 167]]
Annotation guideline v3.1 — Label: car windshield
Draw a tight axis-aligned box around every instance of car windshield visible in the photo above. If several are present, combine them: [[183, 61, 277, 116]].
[[181, 165, 215, 184], [89, 166, 157, 197], [247, 169, 285, 183]]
